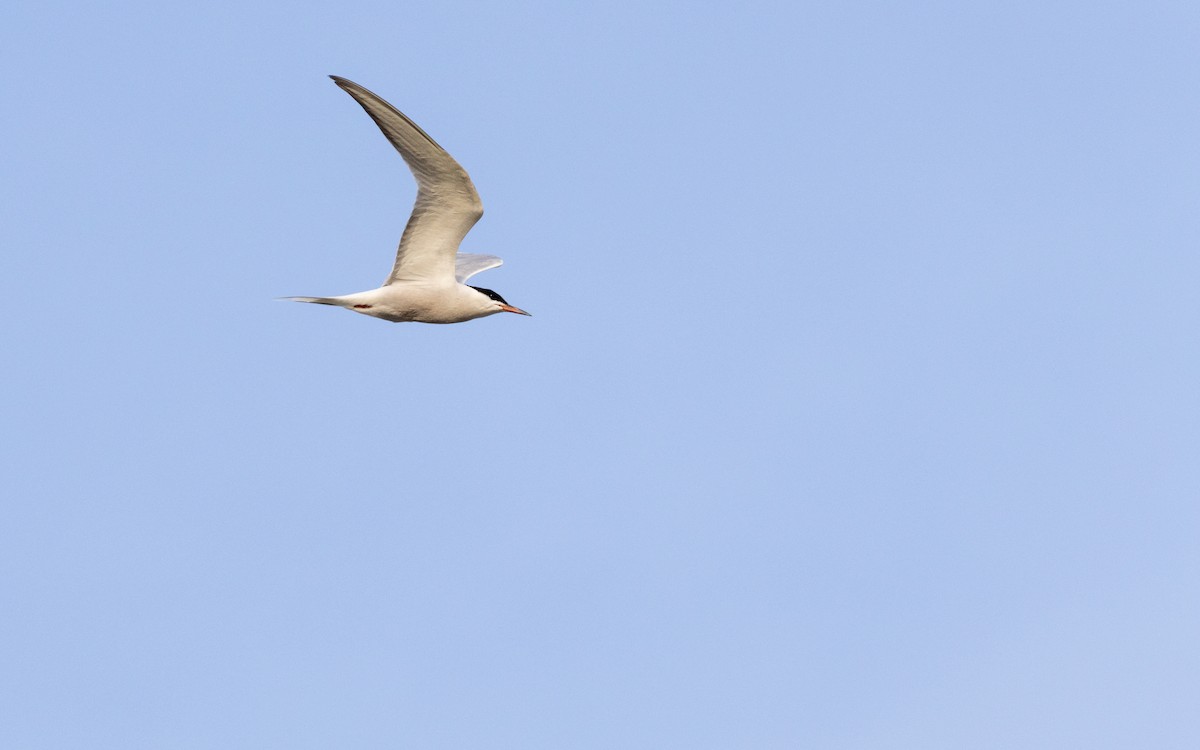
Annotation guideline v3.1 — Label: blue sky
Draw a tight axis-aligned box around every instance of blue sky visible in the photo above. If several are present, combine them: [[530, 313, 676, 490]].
[[3, 1, 1198, 747]]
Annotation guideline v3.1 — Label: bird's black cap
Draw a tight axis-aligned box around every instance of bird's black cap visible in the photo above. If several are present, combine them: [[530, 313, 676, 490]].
[[469, 286, 511, 305]]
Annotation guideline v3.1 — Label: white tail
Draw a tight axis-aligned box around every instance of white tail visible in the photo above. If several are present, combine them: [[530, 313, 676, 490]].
[[280, 296, 341, 306]]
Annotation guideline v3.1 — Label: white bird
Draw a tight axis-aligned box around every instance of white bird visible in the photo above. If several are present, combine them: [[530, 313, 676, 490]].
[[284, 76, 530, 323]]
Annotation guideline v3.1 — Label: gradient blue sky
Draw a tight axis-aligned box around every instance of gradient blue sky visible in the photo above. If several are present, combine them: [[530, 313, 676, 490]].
[[3, 1, 1199, 747]]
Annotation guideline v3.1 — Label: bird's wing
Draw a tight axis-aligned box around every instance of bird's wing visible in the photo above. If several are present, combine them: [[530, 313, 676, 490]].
[[331, 76, 484, 285], [455, 253, 503, 282]]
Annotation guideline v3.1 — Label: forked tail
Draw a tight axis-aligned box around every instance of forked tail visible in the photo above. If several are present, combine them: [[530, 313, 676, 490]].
[[279, 296, 341, 306]]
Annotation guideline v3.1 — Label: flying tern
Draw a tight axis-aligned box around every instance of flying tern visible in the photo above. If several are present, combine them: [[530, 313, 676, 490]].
[[284, 76, 530, 323]]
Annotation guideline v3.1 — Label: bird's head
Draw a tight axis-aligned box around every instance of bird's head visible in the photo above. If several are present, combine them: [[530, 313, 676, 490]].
[[470, 286, 531, 317]]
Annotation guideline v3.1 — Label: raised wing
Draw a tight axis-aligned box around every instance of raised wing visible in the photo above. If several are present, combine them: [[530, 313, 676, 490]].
[[455, 253, 503, 283], [331, 76, 483, 285]]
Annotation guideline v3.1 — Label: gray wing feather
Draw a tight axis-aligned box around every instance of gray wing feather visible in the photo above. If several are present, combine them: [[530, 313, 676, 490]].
[[330, 76, 483, 285], [455, 253, 503, 282]]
